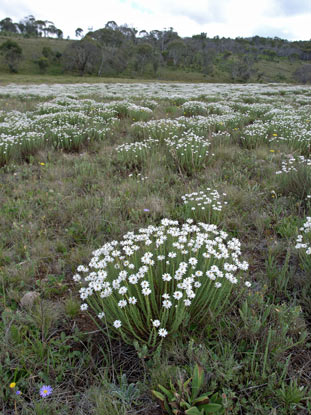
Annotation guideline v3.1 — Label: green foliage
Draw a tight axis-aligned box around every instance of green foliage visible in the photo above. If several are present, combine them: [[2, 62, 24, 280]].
[[36, 56, 49, 72], [0, 39, 23, 72], [276, 378, 306, 408], [152, 364, 223, 414], [108, 373, 142, 407]]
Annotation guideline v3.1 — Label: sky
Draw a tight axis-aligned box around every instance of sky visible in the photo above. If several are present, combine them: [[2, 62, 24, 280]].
[[1, 0, 311, 41]]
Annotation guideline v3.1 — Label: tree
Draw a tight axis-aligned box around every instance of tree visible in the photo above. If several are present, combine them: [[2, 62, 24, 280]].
[[56, 29, 63, 39], [135, 43, 153, 73], [294, 65, 311, 84], [35, 20, 46, 37], [0, 17, 18, 33], [22, 15, 38, 37], [0, 40, 23, 73], [63, 39, 99, 75], [87, 26, 125, 76], [75, 28, 83, 38], [166, 39, 186, 66]]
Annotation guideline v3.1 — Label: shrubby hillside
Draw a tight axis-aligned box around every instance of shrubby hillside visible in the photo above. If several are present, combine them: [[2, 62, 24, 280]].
[[1, 17, 311, 82]]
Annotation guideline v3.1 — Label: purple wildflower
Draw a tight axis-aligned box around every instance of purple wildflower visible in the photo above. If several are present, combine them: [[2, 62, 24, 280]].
[[143, 209, 150, 212], [39, 385, 53, 398], [16, 390, 22, 395]]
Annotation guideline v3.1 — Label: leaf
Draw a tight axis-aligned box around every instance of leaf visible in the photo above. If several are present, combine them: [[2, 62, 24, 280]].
[[184, 376, 192, 390], [192, 393, 212, 405], [151, 390, 165, 402], [152, 390, 173, 415], [185, 406, 203, 415], [158, 384, 175, 401], [191, 364, 204, 400], [180, 399, 191, 409], [199, 402, 223, 414]]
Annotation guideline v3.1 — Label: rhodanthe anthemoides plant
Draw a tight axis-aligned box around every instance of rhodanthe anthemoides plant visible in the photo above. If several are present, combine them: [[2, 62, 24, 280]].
[[181, 188, 227, 225], [74, 219, 250, 350], [295, 216, 311, 272]]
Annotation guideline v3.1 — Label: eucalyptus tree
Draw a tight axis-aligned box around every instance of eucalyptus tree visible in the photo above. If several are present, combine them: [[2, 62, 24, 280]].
[[0, 18, 18, 34], [87, 24, 127, 76], [75, 28, 84, 38], [63, 39, 100, 75]]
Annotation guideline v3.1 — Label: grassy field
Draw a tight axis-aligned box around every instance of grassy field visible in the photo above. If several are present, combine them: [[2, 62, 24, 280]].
[[1, 82, 311, 414]]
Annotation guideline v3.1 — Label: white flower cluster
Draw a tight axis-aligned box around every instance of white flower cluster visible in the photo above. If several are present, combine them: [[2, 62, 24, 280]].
[[295, 216, 311, 255], [116, 138, 159, 158], [74, 218, 249, 341], [109, 100, 153, 118], [128, 172, 149, 182], [164, 132, 210, 159], [276, 156, 311, 175], [0, 99, 120, 162], [181, 101, 208, 116], [181, 188, 227, 215], [175, 114, 247, 136], [1, 82, 310, 100], [132, 118, 184, 140], [240, 120, 269, 146]]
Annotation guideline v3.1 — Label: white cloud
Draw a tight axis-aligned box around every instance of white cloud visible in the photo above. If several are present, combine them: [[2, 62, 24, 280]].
[[0, 0, 310, 40]]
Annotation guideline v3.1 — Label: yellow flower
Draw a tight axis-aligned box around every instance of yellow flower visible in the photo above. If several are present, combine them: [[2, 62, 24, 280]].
[[272, 133, 278, 136], [270, 150, 275, 152], [10, 382, 16, 388], [39, 162, 45, 166]]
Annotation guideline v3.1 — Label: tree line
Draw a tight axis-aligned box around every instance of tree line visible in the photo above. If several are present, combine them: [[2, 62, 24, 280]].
[[0, 15, 63, 38], [1, 17, 311, 83]]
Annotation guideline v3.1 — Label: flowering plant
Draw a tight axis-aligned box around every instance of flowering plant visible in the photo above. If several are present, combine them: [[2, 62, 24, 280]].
[[181, 188, 227, 224], [165, 132, 211, 175], [74, 219, 249, 349], [295, 216, 311, 272]]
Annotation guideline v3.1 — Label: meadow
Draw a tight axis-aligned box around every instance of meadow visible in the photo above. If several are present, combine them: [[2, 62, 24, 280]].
[[0, 81, 311, 414]]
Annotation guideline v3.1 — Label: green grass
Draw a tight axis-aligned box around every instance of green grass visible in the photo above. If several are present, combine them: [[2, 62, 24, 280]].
[[0, 35, 72, 75], [1, 86, 311, 414]]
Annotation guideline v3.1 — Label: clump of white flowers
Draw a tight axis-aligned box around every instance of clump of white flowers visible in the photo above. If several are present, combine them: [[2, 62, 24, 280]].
[[295, 217, 311, 255], [276, 156, 311, 175], [115, 138, 159, 167], [165, 132, 211, 174], [181, 188, 227, 224], [181, 101, 208, 117], [74, 218, 250, 348]]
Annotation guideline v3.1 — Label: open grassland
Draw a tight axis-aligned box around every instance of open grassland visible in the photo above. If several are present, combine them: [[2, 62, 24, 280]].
[[1, 82, 311, 414]]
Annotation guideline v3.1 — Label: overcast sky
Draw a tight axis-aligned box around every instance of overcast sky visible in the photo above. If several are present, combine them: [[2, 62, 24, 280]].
[[1, 0, 311, 40]]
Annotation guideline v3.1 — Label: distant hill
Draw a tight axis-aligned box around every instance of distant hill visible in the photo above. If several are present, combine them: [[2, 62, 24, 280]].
[[1, 25, 311, 83]]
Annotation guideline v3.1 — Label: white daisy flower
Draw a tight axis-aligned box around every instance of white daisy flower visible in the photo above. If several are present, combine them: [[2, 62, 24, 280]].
[[162, 300, 172, 309], [173, 291, 183, 300], [158, 328, 168, 337], [113, 320, 122, 328], [118, 300, 127, 308]]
